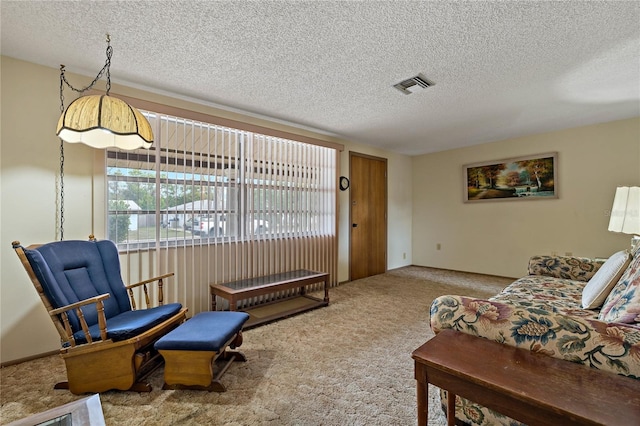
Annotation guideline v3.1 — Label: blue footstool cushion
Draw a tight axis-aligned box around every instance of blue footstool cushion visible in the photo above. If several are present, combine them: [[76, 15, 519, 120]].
[[155, 311, 250, 352]]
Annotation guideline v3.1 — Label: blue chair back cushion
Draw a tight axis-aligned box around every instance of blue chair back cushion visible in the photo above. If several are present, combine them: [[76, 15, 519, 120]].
[[24, 239, 182, 342]]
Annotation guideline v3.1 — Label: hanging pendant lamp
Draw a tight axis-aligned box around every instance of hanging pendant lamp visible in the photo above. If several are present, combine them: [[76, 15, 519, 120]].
[[57, 94, 153, 149], [56, 35, 153, 240], [56, 35, 153, 150]]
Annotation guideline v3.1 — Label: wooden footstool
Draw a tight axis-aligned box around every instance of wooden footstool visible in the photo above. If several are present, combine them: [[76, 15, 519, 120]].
[[154, 311, 250, 391]]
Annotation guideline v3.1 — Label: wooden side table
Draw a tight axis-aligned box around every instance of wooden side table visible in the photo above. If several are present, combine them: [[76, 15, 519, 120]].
[[412, 329, 640, 426]]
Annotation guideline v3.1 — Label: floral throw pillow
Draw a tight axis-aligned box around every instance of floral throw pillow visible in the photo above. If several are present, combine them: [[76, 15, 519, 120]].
[[599, 252, 640, 323], [582, 250, 631, 309]]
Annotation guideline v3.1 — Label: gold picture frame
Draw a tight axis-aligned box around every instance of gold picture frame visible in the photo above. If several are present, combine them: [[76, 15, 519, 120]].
[[463, 152, 558, 202]]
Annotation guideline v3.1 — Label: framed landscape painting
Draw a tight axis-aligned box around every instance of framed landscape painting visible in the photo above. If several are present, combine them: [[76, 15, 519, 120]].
[[464, 152, 558, 202]]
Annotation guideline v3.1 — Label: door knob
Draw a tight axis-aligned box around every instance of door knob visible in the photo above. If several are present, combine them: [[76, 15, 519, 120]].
[[352, 223, 358, 227]]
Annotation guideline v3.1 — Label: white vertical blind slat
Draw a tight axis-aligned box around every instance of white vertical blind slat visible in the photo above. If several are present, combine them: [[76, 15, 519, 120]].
[[108, 110, 338, 314]]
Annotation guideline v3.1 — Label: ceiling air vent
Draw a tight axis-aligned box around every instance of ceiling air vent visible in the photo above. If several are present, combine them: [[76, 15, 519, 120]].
[[393, 74, 435, 95]]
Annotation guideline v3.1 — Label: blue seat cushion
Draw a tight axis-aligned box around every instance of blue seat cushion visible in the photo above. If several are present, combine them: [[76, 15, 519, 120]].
[[73, 302, 183, 344], [154, 312, 250, 352]]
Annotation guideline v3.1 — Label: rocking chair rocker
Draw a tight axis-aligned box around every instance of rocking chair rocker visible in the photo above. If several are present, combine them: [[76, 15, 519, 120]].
[[12, 237, 187, 394]]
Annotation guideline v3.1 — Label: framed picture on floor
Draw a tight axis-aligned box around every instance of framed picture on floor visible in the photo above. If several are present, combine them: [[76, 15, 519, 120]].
[[6, 394, 105, 426], [463, 152, 558, 202]]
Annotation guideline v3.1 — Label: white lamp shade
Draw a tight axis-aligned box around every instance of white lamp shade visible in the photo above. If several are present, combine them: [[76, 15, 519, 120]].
[[56, 95, 153, 150], [608, 186, 640, 235]]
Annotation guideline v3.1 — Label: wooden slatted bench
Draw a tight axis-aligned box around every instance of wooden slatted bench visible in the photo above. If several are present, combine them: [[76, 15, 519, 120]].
[[210, 270, 329, 328], [412, 329, 640, 426]]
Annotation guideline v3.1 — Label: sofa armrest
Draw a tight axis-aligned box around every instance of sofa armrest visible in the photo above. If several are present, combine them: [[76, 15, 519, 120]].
[[430, 295, 640, 379], [527, 255, 605, 282]]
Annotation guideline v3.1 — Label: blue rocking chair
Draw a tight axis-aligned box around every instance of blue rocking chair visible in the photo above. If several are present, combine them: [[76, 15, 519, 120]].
[[12, 237, 187, 394]]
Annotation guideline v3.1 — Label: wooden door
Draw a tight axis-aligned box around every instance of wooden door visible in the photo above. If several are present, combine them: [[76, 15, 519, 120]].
[[349, 152, 387, 281]]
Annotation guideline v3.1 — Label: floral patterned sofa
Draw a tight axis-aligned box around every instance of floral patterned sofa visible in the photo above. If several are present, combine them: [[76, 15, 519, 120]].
[[430, 250, 640, 425]]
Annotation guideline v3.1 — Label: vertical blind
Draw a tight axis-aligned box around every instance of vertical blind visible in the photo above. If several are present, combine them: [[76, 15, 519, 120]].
[[106, 110, 338, 314]]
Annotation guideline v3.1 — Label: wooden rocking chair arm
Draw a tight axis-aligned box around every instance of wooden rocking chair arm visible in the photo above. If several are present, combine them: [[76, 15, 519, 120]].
[[125, 272, 175, 290], [49, 293, 111, 316]]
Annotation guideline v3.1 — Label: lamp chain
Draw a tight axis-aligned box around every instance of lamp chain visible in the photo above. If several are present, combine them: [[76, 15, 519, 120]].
[[59, 70, 65, 240], [57, 35, 113, 240], [59, 38, 112, 96]]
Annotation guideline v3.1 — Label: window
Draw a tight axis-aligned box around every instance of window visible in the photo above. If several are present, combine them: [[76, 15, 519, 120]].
[[106, 106, 339, 312], [107, 111, 336, 249]]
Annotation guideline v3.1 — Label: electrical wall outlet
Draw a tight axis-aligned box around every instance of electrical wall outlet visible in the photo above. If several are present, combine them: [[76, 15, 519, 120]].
[[403, 252, 406, 259], [437, 243, 441, 250]]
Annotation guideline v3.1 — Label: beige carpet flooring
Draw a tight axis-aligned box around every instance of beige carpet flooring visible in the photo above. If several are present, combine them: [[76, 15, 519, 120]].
[[0, 266, 512, 425]]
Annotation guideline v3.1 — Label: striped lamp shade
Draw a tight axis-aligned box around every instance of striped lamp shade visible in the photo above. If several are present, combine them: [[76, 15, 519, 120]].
[[56, 94, 153, 150]]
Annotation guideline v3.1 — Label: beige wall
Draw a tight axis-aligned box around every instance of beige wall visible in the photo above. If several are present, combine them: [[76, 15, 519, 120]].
[[3, 55, 637, 363], [412, 117, 640, 278], [0, 57, 413, 363]]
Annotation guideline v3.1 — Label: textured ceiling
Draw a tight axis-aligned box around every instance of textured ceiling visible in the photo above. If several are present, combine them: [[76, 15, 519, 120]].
[[1, 1, 639, 155]]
